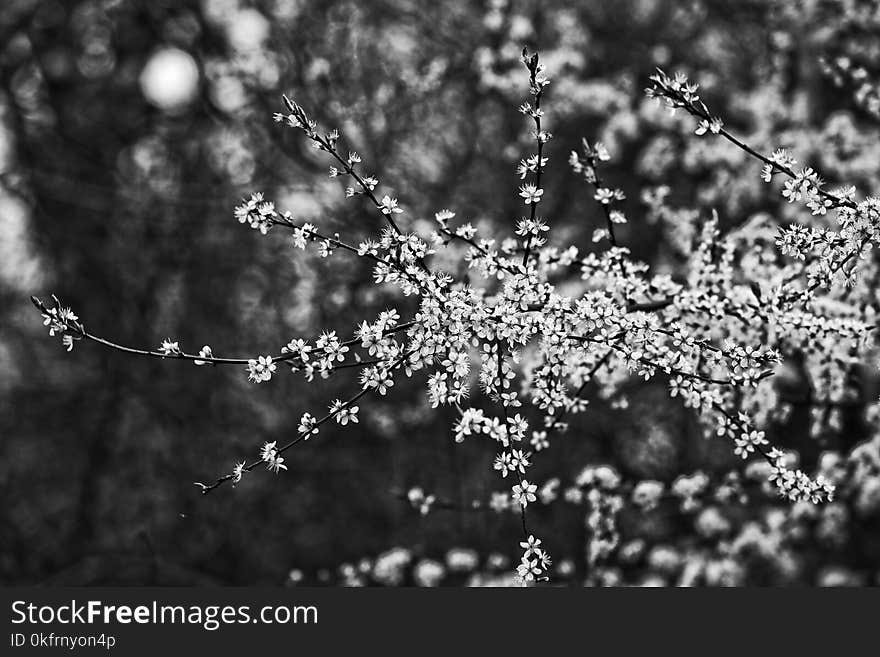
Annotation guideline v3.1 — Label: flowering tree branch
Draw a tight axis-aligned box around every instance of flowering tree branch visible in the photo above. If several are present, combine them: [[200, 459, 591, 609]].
[[34, 50, 876, 585]]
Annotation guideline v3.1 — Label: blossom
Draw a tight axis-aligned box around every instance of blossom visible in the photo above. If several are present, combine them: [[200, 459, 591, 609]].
[[446, 548, 480, 573], [379, 195, 403, 215], [494, 452, 514, 478], [159, 339, 180, 357], [39, 303, 82, 349], [266, 453, 287, 473], [518, 184, 544, 205], [512, 480, 538, 508], [489, 491, 510, 512], [434, 209, 455, 226], [407, 487, 436, 515], [519, 534, 542, 557], [535, 549, 552, 569], [507, 414, 528, 439], [530, 431, 549, 451], [316, 330, 350, 363], [594, 187, 624, 204], [516, 556, 541, 583], [247, 355, 276, 383], [260, 441, 287, 473], [260, 441, 277, 462], [509, 449, 531, 473], [235, 192, 276, 234], [632, 480, 665, 511], [298, 412, 318, 438], [331, 400, 359, 425], [357, 239, 379, 256], [413, 559, 445, 587], [282, 338, 312, 363], [694, 117, 723, 135], [291, 224, 313, 249], [734, 429, 768, 459], [361, 366, 394, 395], [194, 345, 213, 365], [231, 461, 246, 484]]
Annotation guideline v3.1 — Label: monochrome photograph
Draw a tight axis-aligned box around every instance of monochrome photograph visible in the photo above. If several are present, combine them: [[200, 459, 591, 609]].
[[2, 0, 880, 592]]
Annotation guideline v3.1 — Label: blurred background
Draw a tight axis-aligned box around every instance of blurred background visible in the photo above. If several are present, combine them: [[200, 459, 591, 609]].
[[3, 0, 880, 586]]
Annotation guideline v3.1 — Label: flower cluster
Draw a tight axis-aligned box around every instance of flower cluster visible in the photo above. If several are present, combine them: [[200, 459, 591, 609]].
[[247, 356, 276, 383], [260, 441, 287, 473], [517, 534, 551, 583], [33, 295, 84, 352], [234, 192, 276, 234]]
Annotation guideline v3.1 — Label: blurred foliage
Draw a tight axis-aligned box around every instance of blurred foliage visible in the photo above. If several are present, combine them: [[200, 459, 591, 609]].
[[2, 0, 880, 585]]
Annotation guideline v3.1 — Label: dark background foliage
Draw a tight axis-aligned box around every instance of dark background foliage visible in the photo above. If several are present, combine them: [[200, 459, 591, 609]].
[[2, 0, 877, 585]]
